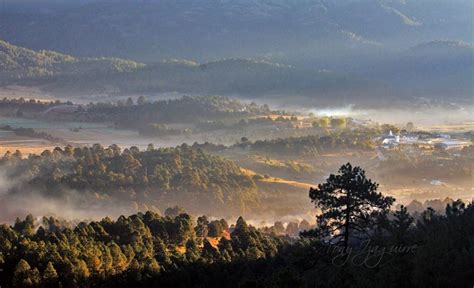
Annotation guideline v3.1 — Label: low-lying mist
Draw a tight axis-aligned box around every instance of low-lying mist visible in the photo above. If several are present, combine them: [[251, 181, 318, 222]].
[[242, 93, 473, 127], [0, 190, 138, 225], [0, 165, 138, 223]]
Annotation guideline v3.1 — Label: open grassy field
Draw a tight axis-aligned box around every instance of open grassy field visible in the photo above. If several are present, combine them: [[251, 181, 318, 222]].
[[0, 142, 55, 156], [0, 130, 55, 155], [417, 121, 474, 133]]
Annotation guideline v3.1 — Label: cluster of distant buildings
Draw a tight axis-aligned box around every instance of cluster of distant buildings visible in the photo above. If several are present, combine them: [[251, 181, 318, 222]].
[[379, 130, 470, 151]]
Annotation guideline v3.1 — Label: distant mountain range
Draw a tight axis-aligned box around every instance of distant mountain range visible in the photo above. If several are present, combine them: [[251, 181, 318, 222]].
[[363, 40, 474, 101], [1, 0, 471, 64], [1, 39, 472, 106], [0, 40, 366, 104], [0, 0, 472, 106]]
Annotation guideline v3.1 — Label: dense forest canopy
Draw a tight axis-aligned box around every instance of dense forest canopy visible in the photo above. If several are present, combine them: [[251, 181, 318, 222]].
[[81, 96, 271, 126], [0, 95, 271, 125], [0, 39, 143, 82], [0, 211, 281, 288], [0, 192, 472, 287], [0, 144, 258, 216], [239, 132, 375, 155]]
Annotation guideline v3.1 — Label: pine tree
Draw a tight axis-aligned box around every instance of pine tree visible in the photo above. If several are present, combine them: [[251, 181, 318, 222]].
[[154, 237, 171, 265], [391, 205, 414, 244], [13, 259, 36, 287], [185, 238, 200, 262], [43, 261, 59, 286], [309, 163, 395, 247], [195, 216, 209, 238], [201, 239, 220, 262]]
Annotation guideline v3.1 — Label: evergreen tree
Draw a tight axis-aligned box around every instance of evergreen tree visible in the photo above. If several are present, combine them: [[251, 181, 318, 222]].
[[391, 205, 414, 244], [13, 259, 39, 287], [43, 261, 59, 286], [195, 216, 209, 238], [309, 163, 394, 247], [201, 239, 220, 262], [208, 220, 224, 237]]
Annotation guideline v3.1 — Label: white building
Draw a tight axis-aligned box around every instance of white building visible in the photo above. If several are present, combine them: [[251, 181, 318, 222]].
[[381, 130, 400, 148]]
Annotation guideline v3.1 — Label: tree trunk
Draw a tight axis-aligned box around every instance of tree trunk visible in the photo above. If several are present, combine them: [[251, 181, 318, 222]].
[[344, 191, 351, 249]]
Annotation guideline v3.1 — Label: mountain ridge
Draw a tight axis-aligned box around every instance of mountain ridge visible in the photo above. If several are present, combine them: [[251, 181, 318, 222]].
[[0, 39, 144, 81], [1, 0, 471, 63], [1, 38, 471, 106]]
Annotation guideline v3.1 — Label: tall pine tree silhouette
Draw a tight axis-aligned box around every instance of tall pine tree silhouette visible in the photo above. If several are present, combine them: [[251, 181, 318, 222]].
[[309, 163, 395, 248]]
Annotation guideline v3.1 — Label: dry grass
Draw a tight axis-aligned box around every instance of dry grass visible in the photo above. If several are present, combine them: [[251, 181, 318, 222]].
[[418, 122, 474, 133], [241, 167, 313, 189], [0, 135, 54, 157]]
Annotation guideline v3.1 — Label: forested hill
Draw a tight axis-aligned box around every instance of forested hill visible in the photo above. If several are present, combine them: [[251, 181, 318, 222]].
[[2, 39, 472, 105], [0, 212, 282, 287], [0, 144, 258, 216], [0, 39, 143, 82], [0, 40, 359, 103], [0, 96, 272, 126], [74, 95, 271, 124], [0, 201, 472, 287]]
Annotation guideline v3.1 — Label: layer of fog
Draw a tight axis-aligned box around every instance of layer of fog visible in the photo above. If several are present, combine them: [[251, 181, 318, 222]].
[[101, 93, 474, 128], [1, 165, 470, 228], [260, 98, 474, 128], [0, 163, 313, 226], [0, 167, 138, 224], [310, 105, 474, 128]]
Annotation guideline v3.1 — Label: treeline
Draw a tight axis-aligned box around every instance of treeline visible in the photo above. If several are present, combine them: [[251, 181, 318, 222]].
[[0, 201, 472, 287], [235, 131, 376, 155], [164, 201, 473, 288], [187, 128, 378, 156], [0, 144, 257, 215], [0, 96, 271, 127], [0, 97, 73, 117], [185, 134, 375, 159], [0, 212, 281, 288], [404, 197, 456, 214], [80, 96, 270, 125], [0, 125, 66, 144]]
